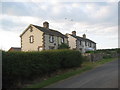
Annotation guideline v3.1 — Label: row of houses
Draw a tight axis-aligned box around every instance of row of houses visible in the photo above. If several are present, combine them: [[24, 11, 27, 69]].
[[9, 21, 96, 53]]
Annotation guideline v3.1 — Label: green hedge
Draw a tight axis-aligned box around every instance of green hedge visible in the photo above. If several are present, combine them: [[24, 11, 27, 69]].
[[3, 49, 83, 88]]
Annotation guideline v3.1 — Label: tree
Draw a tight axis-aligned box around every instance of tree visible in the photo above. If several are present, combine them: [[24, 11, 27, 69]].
[[58, 43, 70, 49]]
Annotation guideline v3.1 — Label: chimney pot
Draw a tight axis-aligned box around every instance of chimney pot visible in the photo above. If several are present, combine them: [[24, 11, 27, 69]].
[[43, 21, 49, 29], [72, 31, 76, 36], [83, 34, 86, 38]]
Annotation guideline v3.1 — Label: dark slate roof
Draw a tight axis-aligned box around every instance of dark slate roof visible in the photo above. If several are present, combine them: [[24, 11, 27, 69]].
[[70, 34, 96, 44], [33, 25, 67, 38]]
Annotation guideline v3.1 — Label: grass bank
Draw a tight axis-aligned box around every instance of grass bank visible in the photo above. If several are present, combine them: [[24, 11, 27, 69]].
[[24, 57, 117, 89]]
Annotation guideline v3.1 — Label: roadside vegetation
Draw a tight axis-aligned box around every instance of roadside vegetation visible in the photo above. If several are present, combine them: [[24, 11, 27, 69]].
[[58, 43, 70, 49], [23, 58, 117, 90], [86, 48, 120, 54], [3, 49, 83, 89], [24, 57, 117, 89], [2, 48, 119, 89]]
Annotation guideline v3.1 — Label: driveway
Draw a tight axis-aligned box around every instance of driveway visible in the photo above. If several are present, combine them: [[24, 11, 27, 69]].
[[45, 59, 118, 88]]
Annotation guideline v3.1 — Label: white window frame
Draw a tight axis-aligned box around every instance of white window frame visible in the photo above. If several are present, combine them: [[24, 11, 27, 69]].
[[29, 35, 34, 43], [49, 35, 54, 43], [61, 38, 64, 43]]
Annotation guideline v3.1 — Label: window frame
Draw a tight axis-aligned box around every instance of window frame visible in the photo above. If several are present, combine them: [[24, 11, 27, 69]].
[[61, 38, 64, 43], [90, 42, 92, 47], [85, 41, 87, 46], [79, 40, 82, 45], [29, 35, 34, 43], [49, 35, 54, 43]]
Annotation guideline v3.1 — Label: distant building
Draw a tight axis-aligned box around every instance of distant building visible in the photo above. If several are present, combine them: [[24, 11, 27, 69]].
[[20, 21, 68, 51], [66, 31, 96, 53], [8, 47, 21, 52]]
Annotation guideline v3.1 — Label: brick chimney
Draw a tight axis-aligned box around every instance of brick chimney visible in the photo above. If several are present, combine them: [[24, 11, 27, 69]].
[[83, 34, 86, 38], [43, 21, 49, 29], [72, 31, 76, 36]]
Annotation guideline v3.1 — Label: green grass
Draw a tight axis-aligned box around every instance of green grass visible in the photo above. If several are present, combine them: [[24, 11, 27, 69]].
[[23, 57, 117, 89]]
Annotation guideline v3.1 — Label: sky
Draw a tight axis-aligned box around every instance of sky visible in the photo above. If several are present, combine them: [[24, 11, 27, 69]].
[[0, 0, 119, 51]]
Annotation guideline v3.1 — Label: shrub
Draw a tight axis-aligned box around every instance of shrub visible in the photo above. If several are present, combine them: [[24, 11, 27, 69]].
[[86, 51, 94, 53], [117, 48, 120, 53], [2, 49, 83, 88], [58, 43, 70, 49], [103, 54, 112, 59]]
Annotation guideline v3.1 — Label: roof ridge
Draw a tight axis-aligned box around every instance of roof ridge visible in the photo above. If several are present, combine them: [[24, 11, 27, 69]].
[[33, 24, 61, 33], [33, 24, 67, 38], [70, 34, 96, 43]]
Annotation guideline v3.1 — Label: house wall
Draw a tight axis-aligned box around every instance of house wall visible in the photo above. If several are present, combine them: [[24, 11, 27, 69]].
[[67, 35, 77, 49], [44, 34, 68, 50], [76, 40, 85, 53], [21, 25, 43, 51], [84, 41, 96, 52], [68, 34, 96, 53]]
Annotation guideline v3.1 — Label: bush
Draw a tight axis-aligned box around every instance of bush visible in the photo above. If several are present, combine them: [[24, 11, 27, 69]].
[[58, 43, 70, 49], [86, 51, 94, 53], [103, 54, 112, 59], [117, 48, 120, 53], [2, 49, 83, 88]]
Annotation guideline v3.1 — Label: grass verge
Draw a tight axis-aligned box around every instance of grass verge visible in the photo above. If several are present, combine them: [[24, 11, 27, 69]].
[[23, 57, 117, 89]]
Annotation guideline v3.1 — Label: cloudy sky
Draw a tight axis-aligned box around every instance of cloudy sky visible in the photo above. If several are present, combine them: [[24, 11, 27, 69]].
[[0, 0, 118, 51]]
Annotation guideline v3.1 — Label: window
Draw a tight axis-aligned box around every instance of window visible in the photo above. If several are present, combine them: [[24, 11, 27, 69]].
[[61, 38, 64, 43], [85, 41, 87, 46], [80, 40, 82, 45], [88, 42, 89, 46], [90, 42, 92, 47], [49, 35, 54, 43], [29, 35, 34, 43], [57, 37, 59, 44], [49, 46, 54, 49], [80, 48, 82, 51]]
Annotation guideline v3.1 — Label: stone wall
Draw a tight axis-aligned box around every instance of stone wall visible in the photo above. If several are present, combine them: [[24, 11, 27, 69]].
[[83, 52, 118, 62]]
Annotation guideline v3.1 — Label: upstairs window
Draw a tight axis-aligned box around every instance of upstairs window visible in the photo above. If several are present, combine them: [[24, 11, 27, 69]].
[[49, 35, 54, 43], [29, 35, 34, 43], [88, 42, 90, 46], [85, 41, 87, 46], [61, 38, 64, 43], [80, 40, 82, 45], [90, 42, 92, 47], [94, 44, 96, 48]]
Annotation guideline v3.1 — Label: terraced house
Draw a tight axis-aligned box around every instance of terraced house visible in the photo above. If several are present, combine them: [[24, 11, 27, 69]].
[[66, 31, 96, 53], [20, 21, 68, 51], [20, 21, 96, 53]]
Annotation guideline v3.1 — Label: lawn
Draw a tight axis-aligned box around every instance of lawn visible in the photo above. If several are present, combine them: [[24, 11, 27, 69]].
[[23, 57, 117, 89]]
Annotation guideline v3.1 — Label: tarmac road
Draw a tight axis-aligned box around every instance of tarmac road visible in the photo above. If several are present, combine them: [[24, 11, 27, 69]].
[[45, 59, 118, 88]]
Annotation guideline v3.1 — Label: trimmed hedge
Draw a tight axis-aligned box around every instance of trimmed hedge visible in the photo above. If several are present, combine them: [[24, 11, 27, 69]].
[[3, 49, 83, 88]]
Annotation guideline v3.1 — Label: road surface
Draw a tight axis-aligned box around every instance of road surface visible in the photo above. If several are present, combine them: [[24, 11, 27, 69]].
[[45, 60, 118, 88]]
